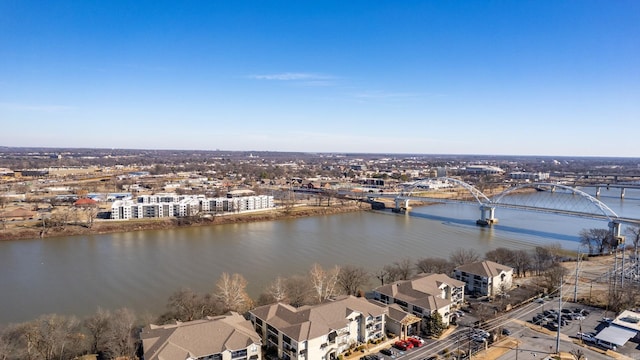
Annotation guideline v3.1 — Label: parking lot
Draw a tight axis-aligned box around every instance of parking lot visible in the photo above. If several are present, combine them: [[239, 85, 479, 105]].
[[507, 298, 640, 358]]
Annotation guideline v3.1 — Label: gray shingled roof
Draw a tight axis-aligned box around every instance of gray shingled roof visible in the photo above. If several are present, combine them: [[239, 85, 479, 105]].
[[454, 261, 513, 278], [374, 273, 464, 312], [141, 312, 261, 360], [250, 295, 387, 342]]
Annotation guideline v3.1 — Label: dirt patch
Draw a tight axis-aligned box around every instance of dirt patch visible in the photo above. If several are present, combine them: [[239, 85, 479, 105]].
[[512, 254, 618, 307]]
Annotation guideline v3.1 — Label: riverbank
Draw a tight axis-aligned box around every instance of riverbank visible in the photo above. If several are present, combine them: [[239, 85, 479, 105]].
[[0, 202, 368, 242]]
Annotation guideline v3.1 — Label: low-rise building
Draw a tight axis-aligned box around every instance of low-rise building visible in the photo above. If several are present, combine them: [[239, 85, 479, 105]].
[[141, 312, 262, 360], [371, 273, 465, 331], [453, 260, 513, 297], [509, 171, 550, 181], [248, 295, 386, 360], [111, 194, 274, 220]]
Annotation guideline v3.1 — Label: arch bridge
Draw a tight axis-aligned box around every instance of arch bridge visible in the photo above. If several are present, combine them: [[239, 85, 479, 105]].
[[393, 178, 637, 242]]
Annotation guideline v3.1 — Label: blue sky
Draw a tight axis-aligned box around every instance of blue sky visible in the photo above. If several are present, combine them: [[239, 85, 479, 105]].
[[1, 1, 638, 156]]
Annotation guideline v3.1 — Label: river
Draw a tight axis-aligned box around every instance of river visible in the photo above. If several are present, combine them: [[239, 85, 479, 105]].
[[1, 187, 639, 325]]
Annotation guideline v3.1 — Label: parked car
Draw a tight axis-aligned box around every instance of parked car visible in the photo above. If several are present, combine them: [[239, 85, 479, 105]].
[[380, 348, 393, 356], [577, 332, 596, 343], [394, 341, 408, 351], [502, 328, 512, 336], [572, 313, 585, 320], [410, 335, 425, 344], [597, 339, 617, 350], [534, 298, 544, 303], [408, 338, 423, 347]]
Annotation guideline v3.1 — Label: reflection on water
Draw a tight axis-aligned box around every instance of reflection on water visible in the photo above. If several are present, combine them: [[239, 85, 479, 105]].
[[1, 189, 639, 324]]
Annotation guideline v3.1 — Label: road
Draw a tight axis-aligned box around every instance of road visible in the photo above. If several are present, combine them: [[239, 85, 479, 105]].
[[377, 299, 624, 360]]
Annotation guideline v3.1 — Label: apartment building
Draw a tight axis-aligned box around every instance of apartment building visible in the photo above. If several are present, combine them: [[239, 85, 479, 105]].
[[453, 260, 514, 297], [141, 312, 262, 360], [248, 296, 386, 360], [111, 194, 274, 220], [371, 273, 465, 329]]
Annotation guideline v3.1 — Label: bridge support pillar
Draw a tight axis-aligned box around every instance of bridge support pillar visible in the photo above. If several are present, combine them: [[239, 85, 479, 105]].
[[609, 221, 625, 247], [595, 187, 601, 197], [621, 188, 626, 199], [393, 199, 411, 213], [476, 205, 498, 226]]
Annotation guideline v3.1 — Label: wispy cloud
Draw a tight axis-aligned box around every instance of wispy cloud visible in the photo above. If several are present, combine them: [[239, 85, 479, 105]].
[[352, 91, 422, 99], [0, 102, 76, 113], [248, 72, 335, 81]]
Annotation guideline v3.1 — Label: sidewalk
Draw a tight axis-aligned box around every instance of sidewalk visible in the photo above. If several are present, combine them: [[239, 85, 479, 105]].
[[343, 337, 398, 360]]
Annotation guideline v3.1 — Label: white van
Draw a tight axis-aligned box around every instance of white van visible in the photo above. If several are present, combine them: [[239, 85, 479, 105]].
[[597, 339, 617, 350]]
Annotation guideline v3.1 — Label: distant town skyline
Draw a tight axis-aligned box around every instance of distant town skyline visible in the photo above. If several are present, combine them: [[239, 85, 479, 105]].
[[1, 1, 638, 157]]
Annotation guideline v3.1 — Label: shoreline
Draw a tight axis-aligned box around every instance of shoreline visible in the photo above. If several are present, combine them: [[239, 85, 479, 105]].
[[0, 186, 547, 242], [0, 203, 369, 242]]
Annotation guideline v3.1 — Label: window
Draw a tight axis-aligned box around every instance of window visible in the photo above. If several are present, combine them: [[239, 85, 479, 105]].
[[267, 324, 278, 334], [328, 331, 337, 343], [231, 349, 247, 359]]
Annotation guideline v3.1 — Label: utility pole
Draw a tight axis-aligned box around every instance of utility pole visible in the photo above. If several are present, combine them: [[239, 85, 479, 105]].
[[556, 275, 562, 354], [574, 251, 581, 302], [621, 243, 626, 288]]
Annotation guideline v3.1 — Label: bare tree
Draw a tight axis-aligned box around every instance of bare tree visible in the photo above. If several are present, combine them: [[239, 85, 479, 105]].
[[104, 308, 137, 360], [569, 348, 586, 360], [2, 322, 38, 360], [511, 250, 531, 277], [0, 327, 15, 360], [540, 263, 567, 294], [309, 263, 340, 303], [608, 280, 640, 313], [388, 258, 414, 281], [382, 259, 413, 284], [415, 257, 454, 275], [373, 268, 389, 286], [285, 275, 312, 307], [579, 228, 613, 255], [167, 288, 217, 321], [533, 246, 555, 276], [214, 272, 253, 313], [337, 265, 370, 296], [4, 314, 82, 360], [84, 307, 112, 355], [625, 225, 640, 275], [449, 248, 480, 267], [485, 247, 515, 266], [83, 205, 100, 228], [267, 276, 289, 303]]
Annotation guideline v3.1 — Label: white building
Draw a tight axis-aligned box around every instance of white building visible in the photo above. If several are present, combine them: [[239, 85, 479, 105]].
[[464, 165, 504, 175], [249, 296, 386, 360], [141, 312, 262, 360], [509, 172, 550, 181], [111, 194, 274, 220], [453, 260, 513, 297]]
